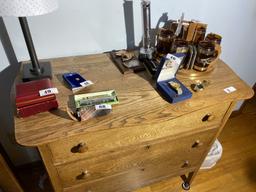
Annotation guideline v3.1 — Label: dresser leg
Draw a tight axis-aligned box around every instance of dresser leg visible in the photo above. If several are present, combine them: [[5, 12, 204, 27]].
[[38, 145, 63, 192], [182, 182, 190, 191], [180, 102, 237, 191], [180, 171, 195, 190]]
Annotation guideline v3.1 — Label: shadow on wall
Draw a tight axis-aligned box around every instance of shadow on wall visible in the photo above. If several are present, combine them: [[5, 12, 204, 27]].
[[0, 17, 40, 166], [123, 0, 168, 49], [123, 0, 135, 50]]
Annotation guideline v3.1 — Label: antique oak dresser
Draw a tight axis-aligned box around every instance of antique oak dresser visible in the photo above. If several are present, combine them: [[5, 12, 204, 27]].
[[15, 54, 253, 192]]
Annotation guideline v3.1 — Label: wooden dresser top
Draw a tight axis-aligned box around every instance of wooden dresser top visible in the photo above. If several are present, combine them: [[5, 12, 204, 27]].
[[15, 54, 253, 146]]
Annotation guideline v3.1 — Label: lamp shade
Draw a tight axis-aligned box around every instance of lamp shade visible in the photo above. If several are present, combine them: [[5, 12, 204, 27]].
[[0, 0, 58, 17]]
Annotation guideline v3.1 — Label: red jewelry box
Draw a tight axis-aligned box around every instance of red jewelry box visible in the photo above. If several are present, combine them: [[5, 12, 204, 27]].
[[16, 100, 58, 118], [15, 78, 58, 118]]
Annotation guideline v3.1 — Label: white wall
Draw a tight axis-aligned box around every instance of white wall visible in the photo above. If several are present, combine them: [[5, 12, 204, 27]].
[[0, 42, 9, 71], [201, 0, 256, 86], [1, 0, 256, 86], [0, 0, 255, 165]]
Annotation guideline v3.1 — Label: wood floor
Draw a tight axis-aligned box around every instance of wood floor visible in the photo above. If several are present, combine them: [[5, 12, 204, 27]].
[[16, 95, 256, 192]]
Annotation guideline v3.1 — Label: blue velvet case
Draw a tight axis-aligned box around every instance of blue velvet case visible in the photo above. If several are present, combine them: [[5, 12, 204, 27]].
[[156, 54, 192, 103], [62, 72, 87, 90]]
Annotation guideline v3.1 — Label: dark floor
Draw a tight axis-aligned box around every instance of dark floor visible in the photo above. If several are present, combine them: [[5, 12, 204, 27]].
[[16, 161, 53, 192]]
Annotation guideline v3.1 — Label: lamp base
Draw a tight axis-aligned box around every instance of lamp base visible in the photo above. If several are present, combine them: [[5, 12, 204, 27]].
[[22, 62, 52, 82]]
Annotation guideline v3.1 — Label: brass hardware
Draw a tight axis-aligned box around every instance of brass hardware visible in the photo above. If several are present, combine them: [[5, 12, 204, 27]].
[[76, 170, 90, 180], [181, 160, 190, 168], [192, 140, 203, 148], [202, 113, 214, 122], [191, 80, 210, 92], [71, 142, 88, 153]]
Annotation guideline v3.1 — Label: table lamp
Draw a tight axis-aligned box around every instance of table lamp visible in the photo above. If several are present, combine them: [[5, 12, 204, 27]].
[[0, 0, 58, 82]]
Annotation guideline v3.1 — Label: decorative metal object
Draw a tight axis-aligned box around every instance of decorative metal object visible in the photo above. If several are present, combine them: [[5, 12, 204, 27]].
[[191, 80, 210, 92], [156, 28, 174, 57], [139, 0, 154, 60], [205, 33, 222, 45], [194, 41, 215, 72]]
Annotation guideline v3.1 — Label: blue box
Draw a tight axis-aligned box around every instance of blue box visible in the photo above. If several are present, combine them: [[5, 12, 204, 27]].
[[62, 72, 87, 90], [155, 54, 192, 103], [62, 72, 93, 92]]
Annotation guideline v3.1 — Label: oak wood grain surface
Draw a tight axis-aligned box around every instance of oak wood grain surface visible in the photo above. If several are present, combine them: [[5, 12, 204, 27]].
[[38, 145, 63, 191], [49, 102, 228, 165], [57, 128, 216, 188], [136, 96, 256, 192], [63, 166, 194, 192], [14, 54, 253, 146], [14, 96, 256, 192]]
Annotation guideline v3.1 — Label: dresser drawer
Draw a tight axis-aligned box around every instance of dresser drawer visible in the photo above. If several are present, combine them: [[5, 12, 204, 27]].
[[49, 102, 230, 165], [58, 128, 217, 188], [64, 166, 197, 192]]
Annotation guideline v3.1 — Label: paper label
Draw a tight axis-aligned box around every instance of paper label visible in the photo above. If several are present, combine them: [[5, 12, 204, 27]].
[[80, 80, 93, 87], [95, 104, 112, 110], [157, 54, 181, 82], [39, 88, 58, 96], [224, 86, 236, 93]]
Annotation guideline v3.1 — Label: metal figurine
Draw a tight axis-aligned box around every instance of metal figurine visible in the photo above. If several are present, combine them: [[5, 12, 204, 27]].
[[140, 0, 154, 60]]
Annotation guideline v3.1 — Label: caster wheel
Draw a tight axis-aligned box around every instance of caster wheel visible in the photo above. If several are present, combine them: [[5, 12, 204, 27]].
[[182, 182, 190, 190]]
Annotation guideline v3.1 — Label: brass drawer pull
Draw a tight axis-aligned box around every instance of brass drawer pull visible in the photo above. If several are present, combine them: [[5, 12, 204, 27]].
[[76, 170, 90, 180], [202, 113, 214, 122], [181, 160, 190, 168], [145, 145, 151, 150], [71, 142, 88, 153], [192, 140, 203, 148]]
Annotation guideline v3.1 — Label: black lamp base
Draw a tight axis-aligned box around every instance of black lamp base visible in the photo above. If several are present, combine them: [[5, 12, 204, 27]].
[[22, 62, 52, 82]]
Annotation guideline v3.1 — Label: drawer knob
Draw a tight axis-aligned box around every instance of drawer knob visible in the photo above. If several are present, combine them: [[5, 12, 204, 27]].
[[202, 113, 214, 122], [71, 142, 88, 153], [76, 170, 90, 180], [192, 140, 203, 148], [181, 160, 190, 168]]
